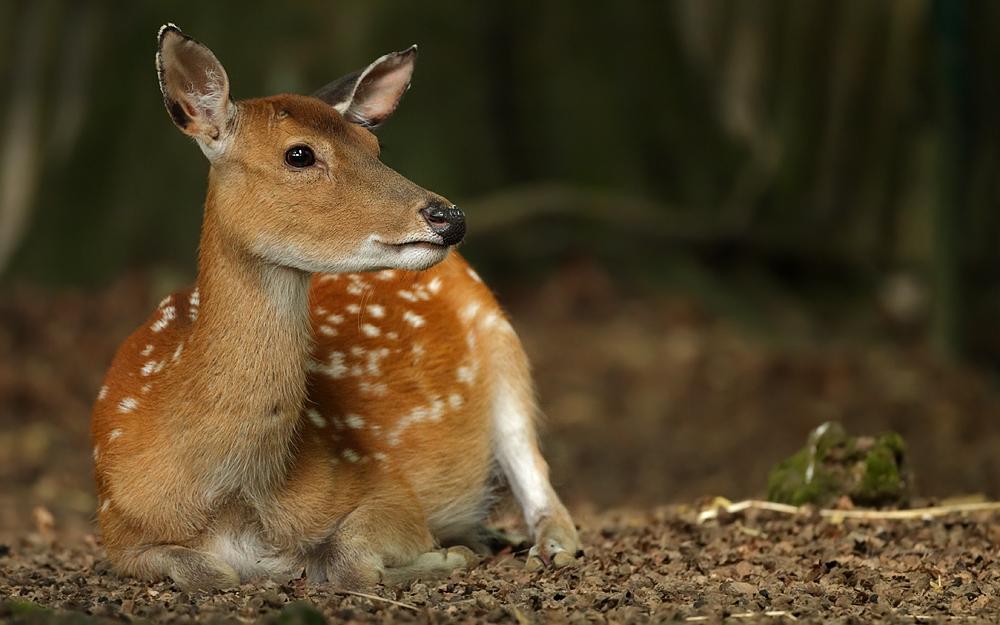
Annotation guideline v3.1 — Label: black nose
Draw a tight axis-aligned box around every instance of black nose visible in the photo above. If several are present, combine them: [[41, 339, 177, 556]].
[[420, 202, 466, 246]]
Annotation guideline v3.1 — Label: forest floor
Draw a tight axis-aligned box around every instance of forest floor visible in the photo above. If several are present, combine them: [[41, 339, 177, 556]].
[[3, 259, 1000, 623]]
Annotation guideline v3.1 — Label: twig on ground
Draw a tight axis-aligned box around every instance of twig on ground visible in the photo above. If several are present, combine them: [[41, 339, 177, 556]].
[[686, 611, 796, 621], [337, 590, 419, 611], [697, 498, 1000, 523]]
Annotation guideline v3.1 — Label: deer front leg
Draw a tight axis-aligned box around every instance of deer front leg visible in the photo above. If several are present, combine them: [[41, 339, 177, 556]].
[[492, 349, 582, 571], [115, 544, 240, 592], [380, 546, 478, 586], [325, 494, 478, 589]]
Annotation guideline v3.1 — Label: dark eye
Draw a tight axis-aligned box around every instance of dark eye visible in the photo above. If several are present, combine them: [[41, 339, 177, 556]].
[[285, 145, 315, 168]]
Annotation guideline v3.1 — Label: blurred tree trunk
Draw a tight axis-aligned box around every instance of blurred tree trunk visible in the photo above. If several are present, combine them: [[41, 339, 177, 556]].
[[478, 0, 533, 183], [0, 1, 51, 277], [931, 0, 970, 358], [0, 0, 98, 279]]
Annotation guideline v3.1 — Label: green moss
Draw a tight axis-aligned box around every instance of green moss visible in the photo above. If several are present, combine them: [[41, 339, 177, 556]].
[[270, 601, 326, 625], [877, 431, 907, 457], [860, 447, 900, 493], [4, 600, 51, 615], [766, 422, 847, 506], [765, 422, 912, 508]]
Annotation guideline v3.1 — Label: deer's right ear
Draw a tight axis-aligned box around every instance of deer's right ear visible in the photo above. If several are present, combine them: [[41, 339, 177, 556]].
[[156, 24, 235, 151]]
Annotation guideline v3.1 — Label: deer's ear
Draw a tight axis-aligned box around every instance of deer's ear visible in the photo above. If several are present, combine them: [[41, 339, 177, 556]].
[[312, 46, 417, 130], [156, 24, 235, 149]]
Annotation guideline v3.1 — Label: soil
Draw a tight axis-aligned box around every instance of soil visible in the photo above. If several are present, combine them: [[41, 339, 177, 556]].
[[3, 262, 1000, 623]]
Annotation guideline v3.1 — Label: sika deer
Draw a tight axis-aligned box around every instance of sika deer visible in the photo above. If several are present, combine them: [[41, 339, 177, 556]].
[[90, 25, 580, 591]]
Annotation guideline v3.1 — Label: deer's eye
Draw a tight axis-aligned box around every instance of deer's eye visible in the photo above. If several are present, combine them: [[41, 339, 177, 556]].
[[285, 145, 315, 168]]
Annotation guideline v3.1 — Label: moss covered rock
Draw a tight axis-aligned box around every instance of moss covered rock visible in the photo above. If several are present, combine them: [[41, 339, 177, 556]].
[[766, 422, 913, 508]]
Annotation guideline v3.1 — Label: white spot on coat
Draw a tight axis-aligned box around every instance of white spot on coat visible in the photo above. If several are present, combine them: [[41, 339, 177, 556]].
[[448, 394, 464, 410], [97, 385, 108, 401], [403, 311, 425, 328], [461, 302, 481, 323], [359, 381, 388, 396], [319, 325, 337, 336], [367, 304, 385, 318], [377, 270, 396, 281], [481, 311, 500, 329], [118, 397, 139, 413], [345, 414, 365, 429], [100, 499, 111, 513], [397, 290, 418, 302], [326, 313, 344, 325], [387, 398, 446, 445], [109, 429, 123, 441], [457, 365, 476, 385], [343, 449, 360, 463], [311, 351, 347, 379], [427, 276, 443, 294], [306, 409, 326, 428], [361, 323, 381, 337], [346, 304, 361, 314], [189, 288, 200, 321], [172, 342, 184, 362], [467, 267, 483, 282], [151, 305, 177, 333], [141, 360, 165, 377], [365, 348, 389, 376], [141, 344, 154, 356]]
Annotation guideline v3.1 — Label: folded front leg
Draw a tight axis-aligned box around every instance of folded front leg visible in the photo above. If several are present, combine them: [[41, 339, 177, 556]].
[[116, 544, 241, 592], [325, 492, 479, 589]]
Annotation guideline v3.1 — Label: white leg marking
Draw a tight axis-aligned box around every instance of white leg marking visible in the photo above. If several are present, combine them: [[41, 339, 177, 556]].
[[492, 376, 550, 530]]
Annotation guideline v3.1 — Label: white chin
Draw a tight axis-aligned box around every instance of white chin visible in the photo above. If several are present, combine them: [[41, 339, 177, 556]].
[[263, 239, 450, 274], [387, 243, 450, 271]]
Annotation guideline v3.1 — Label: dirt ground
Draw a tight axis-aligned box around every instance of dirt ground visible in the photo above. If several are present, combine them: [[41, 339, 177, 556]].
[[3, 262, 1000, 623]]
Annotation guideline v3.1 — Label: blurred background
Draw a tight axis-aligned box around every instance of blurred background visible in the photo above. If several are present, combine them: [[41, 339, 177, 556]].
[[2, 0, 1000, 537]]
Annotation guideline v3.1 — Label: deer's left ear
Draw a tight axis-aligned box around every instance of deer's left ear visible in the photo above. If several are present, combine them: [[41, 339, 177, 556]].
[[312, 46, 417, 129]]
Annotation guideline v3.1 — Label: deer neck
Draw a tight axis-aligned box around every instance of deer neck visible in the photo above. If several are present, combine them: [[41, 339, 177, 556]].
[[171, 191, 314, 502]]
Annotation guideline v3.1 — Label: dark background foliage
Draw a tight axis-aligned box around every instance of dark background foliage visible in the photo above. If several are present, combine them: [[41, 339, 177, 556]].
[[4, 0, 1000, 360], [3, 0, 1000, 515]]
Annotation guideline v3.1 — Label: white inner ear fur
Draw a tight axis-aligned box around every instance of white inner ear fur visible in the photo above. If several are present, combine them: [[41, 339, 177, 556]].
[[333, 56, 412, 127], [187, 67, 228, 117], [189, 68, 233, 161]]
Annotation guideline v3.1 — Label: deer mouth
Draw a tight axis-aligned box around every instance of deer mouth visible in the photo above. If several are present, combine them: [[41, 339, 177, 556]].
[[368, 236, 452, 271], [385, 239, 449, 250]]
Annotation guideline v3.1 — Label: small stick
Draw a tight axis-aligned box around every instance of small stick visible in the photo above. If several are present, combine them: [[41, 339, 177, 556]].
[[697, 499, 1000, 523], [686, 610, 796, 621], [337, 589, 419, 611]]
